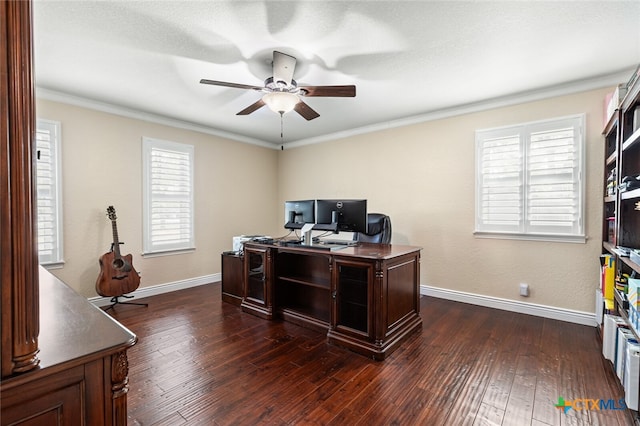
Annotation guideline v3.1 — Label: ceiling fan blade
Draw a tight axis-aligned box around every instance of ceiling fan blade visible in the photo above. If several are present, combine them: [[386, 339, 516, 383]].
[[237, 99, 266, 115], [272, 51, 296, 86], [293, 100, 320, 121], [299, 85, 356, 97], [200, 79, 263, 91]]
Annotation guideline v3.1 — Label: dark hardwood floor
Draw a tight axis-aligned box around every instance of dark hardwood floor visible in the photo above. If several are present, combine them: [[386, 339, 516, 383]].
[[107, 283, 635, 426]]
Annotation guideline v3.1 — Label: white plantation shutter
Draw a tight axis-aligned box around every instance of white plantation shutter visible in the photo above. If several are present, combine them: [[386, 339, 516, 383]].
[[143, 138, 194, 254], [36, 119, 63, 265], [476, 115, 584, 241], [527, 124, 581, 233], [476, 129, 523, 232]]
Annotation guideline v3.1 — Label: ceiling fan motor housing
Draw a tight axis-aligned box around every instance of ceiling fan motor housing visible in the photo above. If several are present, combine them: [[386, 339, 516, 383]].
[[265, 77, 297, 93]]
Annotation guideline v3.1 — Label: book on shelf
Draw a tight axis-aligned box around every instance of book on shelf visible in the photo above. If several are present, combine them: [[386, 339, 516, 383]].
[[601, 253, 616, 301]]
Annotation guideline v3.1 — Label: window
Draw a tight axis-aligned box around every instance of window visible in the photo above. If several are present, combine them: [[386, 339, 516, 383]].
[[36, 119, 64, 265], [475, 114, 585, 242], [142, 137, 194, 255]]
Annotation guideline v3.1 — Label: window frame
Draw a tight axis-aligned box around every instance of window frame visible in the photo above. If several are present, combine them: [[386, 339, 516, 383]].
[[142, 137, 195, 256], [474, 114, 586, 243], [35, 118, 64, 267]]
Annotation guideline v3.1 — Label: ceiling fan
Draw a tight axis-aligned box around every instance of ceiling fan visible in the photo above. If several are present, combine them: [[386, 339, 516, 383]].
[[200, 51, 356, 121]]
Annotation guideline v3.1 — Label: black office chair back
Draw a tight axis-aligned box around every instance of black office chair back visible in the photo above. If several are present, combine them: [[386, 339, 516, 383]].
[[354, 213, 392, 244]]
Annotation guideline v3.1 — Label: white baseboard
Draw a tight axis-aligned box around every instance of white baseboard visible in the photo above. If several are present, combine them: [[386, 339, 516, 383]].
[[89, 276, 595, 326], [89, 273, 221, 307], [420, 285, 596, 327]]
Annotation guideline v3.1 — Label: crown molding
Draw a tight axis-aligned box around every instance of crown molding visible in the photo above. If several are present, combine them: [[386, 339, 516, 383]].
[[38, 66, 634, 151], [285, 67, 635, 149], [36, 87, 278, 149]]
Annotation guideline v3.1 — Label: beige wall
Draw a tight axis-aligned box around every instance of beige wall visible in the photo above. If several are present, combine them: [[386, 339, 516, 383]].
[[39, 87, 608, 313], [36, 99, 280, 298], [278, 88, 610, 313]]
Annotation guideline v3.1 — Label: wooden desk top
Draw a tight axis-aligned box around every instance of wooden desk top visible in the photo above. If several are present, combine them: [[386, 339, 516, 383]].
[[246, 241, 422, 260], [37, 267, 137, 370]]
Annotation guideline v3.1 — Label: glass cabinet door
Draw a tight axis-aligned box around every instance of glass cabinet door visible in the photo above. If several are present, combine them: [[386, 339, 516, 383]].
[[241, 245, 273, 319], [334, 261, 372, 335], [246, 249, 265, 303], [240, 244, 273, 319]]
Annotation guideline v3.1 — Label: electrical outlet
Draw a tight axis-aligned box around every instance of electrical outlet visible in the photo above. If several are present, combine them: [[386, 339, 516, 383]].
[[519, 283, 529, 297]]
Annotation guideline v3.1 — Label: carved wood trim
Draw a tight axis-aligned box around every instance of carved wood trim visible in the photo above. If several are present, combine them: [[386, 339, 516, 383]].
[[111, 350, 130, 425], [111, 350, 129, 398], [1, 0, 40, 378]]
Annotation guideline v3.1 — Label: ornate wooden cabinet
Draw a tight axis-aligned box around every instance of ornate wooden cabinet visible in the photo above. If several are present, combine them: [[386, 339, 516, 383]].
[[1, 2, 137, 424], [0, 269, 137, 426]]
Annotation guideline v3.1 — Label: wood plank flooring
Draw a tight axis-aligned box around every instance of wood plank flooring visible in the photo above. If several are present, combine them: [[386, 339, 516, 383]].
[[107, 283, 636, 425]]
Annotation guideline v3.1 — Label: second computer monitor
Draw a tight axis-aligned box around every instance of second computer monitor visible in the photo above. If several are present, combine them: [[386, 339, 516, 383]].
[[315, 199, 367, 233], [284, 200, 316, 230]]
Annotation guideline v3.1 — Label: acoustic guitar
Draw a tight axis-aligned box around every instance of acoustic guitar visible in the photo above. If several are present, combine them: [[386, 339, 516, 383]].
[[95, 206, 140, 297]]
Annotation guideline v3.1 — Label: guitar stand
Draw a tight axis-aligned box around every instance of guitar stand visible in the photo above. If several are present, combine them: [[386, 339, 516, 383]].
[[103, 294, 148, 312]]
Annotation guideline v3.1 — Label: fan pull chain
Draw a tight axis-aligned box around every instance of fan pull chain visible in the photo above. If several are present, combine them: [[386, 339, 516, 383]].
[[280, 112, 284, 148]]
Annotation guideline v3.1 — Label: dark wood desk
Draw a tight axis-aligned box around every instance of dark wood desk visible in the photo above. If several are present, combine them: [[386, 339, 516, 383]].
[[239, 242, 422, 360], [0, 268, 137, 425]]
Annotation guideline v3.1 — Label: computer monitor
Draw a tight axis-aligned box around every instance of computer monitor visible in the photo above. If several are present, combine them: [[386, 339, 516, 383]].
[[314, 199, 367, 233], [284, 200, 316, 230]]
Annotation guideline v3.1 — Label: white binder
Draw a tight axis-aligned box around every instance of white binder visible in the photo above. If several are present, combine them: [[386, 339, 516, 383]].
[[625, 343, 640, 410], [603, 314, 627, 362], [596, 289, 604, 326], [617, 328, 637, 380]]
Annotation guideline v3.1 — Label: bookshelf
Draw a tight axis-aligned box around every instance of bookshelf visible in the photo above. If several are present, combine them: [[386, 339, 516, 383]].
[[601, 64, 640, 418]]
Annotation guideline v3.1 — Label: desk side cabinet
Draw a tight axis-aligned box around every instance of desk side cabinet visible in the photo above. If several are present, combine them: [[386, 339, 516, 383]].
[[328, 251, 422, 360], [221, 251, 243, 306]]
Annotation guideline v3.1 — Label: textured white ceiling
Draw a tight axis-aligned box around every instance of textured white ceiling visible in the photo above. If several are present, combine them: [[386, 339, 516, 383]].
[[33, 1, 640, 147]]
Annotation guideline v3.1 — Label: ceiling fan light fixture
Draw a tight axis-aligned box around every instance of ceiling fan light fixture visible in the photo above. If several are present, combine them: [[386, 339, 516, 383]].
[[262, 91, 299, 114]]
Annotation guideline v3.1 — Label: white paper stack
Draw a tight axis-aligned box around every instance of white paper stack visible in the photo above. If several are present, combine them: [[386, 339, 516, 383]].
[[232, 235, 255, 252]]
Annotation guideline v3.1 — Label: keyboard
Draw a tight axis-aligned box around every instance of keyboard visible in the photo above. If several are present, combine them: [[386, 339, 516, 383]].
[[320, 239, 357, 246]]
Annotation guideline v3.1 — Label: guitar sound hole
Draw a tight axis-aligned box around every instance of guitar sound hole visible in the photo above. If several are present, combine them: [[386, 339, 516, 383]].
[[112, 259, 125, 269]]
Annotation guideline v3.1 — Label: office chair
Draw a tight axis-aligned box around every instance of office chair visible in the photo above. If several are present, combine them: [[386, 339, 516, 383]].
[[354, 213, 392, 244]]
